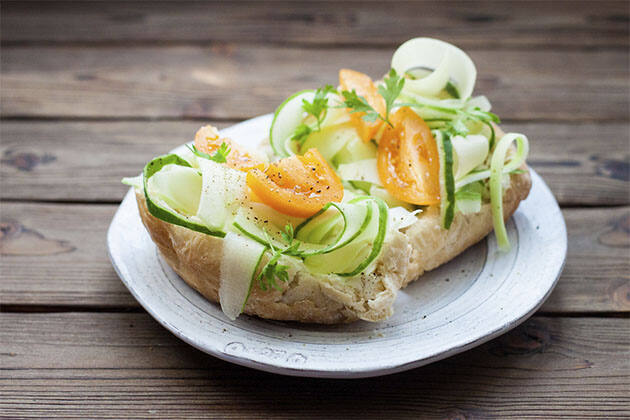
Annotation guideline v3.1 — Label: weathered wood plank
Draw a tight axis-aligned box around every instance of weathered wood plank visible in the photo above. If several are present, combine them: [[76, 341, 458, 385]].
[[0, 202, 135, 308], [2, 1, 628, 49], [1, 313, 628, 418], [1, 202, 628, 313], [2, 46, 627, 121], [0, 121, 230, 202], [1, 121, 627, 205]]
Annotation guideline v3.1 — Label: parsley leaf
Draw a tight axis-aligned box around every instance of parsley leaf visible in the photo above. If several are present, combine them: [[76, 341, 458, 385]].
[[341, 89, 382, 123], [291, 85, 337, 146], [378, 69, 405, 125], [302, 84, 337, 130], [340, 69, 405, 128], [290, 123, 313, 146], [443, 118, 470, 138], [257, 224, 301, 291], [258, 252, 289, 291], [187, 142, 231, 163]]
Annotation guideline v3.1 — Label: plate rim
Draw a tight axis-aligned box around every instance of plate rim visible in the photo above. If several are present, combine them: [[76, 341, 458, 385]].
[[107, 114, 567, 378]]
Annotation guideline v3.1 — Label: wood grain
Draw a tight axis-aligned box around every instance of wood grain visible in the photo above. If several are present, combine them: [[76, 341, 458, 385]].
[[2, 1, 628, 49], [1, 201, 628, 313], [1, 2, 627, 416], [2, 121, 627, 205], [1, 313, 628, 418], [0, 121, 229, 202], [0, 202, 135, 308], [2, 46, 627, 121]]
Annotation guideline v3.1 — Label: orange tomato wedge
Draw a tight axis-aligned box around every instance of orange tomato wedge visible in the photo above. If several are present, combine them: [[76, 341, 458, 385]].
[[339, 69, 386, 143], [246, 149, 344, 218], [377, 107, 440, 205], [194, 125, 263, 172]]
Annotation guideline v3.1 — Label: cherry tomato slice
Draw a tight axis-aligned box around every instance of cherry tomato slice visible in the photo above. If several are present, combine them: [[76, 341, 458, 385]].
[[194, 125, 262, 172], [339, 69, 386, 143], [377, 107, 440, 205], [246, 149, 344, 218]]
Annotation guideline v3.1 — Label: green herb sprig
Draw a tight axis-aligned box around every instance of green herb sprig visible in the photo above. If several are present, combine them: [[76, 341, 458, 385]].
[[187, 142, 231, 163], [257, 224, 301, 291], [378, 69, 405, 124], [292, 85, 337, 145], [340, 69, 405, 128], [340, 89, 382, 124]]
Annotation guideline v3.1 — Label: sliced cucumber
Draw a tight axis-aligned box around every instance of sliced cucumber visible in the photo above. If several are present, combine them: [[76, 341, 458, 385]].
[[301, 122, 356, 162], [143, 154, 225, 238], [232, 202, 303, 250], [304, 197, 388, 277], [455, 190, 482, 214], [269, 90, 315, 157], [122, 174, 143, 191], [454, 132, 529, 190], [348, 180, 372, 195], [149, 164, 202, 217], [337, 158, 381, 185], [451, 134, 489, 180], [332, 135, 378, 166], [270, 90, 350, 158], [489, 133, 530, 251], [195, 158, 246, 231], [295, 201, 372, 257], [369, 185, 415, 210], [435, 131, 456, 229], [233, 200, 372, 259], [393, 37, 477, 99], [219, 232, 267, 320]]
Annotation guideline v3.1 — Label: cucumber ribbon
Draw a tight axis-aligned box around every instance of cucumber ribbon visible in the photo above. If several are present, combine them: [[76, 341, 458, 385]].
[[233, 196, 388, 277], [143, 154, 225, 238], [489, 133, 530, 251], [219, 232, 266, 320], [392, 37, 477, 100]]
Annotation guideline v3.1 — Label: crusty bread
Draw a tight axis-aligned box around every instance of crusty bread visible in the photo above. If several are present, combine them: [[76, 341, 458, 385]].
[[135, 164, 530, 323], [137, 190, 411, 323], [404, 168, 531, 285]]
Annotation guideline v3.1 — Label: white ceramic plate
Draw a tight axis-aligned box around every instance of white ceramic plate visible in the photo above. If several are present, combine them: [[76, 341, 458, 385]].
[[108, 114, 567, 378]]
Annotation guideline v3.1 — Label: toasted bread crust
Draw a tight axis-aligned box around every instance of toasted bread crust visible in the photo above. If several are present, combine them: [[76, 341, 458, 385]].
[[136, 191, 411, 323], [404, 168, 531, 285], [135, 167, 530, 323]]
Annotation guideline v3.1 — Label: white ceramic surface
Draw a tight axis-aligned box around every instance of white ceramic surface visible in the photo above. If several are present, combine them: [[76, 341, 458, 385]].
[[108, 114, 567, 378]]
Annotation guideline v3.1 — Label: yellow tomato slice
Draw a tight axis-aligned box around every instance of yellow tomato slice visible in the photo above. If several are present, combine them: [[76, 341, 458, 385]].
[[339, 69, 386, 143], [246, 149, 344, 218], [377, 107, 440, 205], [194, 125, 263, 172]]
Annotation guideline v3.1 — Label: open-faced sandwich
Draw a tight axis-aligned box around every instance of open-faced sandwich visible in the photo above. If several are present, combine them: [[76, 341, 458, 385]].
[[123, 38, 531, 324]]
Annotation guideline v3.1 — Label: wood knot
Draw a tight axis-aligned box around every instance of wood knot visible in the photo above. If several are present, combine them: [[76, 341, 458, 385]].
[[0, 219, 75, 256], [489, 320, 550, 356], [596, 159, 630, 182], [0, 220, 20, 239], [1, 150, 56, 172], [599, 213, 630, 248]]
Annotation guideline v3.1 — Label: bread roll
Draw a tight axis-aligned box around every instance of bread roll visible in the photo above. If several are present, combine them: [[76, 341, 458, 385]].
[[135, 166, 530, 323]]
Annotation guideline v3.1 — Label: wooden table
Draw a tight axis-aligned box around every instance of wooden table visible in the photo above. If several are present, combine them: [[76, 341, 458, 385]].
[[1, 1, 629, 418]]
